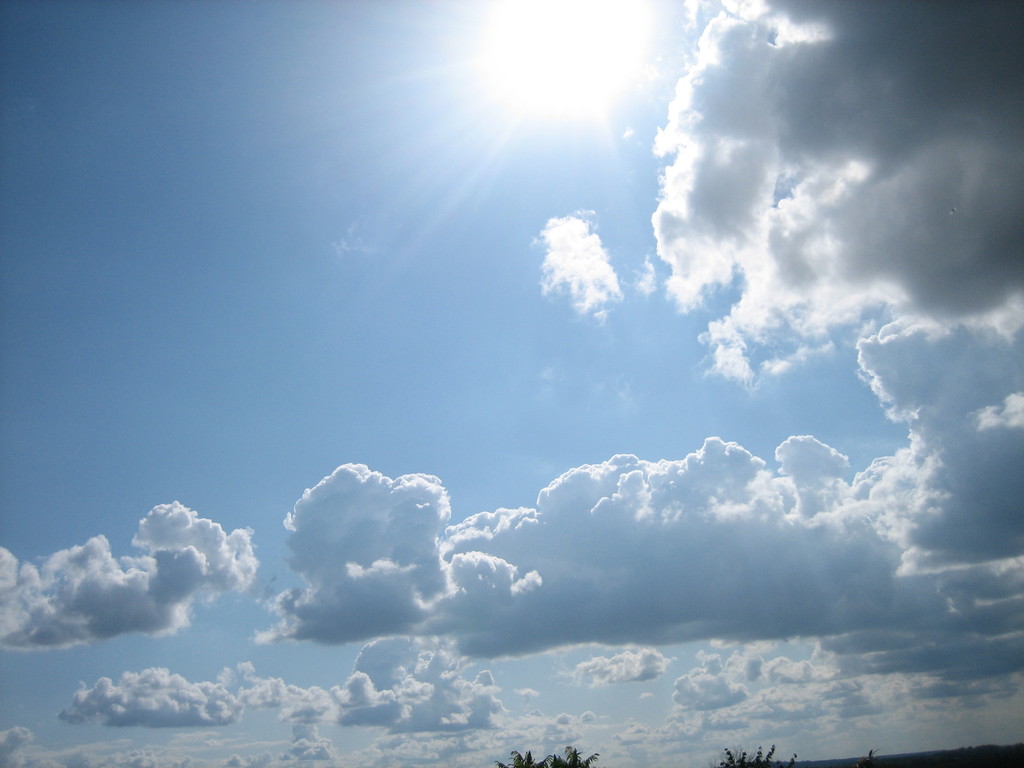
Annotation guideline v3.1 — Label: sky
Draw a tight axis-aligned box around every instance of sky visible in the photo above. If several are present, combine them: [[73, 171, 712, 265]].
[[1, 0, 1023, 766]]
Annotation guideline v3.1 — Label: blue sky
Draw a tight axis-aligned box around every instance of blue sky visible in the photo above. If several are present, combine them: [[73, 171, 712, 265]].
[[2, 1, 1022, 766]]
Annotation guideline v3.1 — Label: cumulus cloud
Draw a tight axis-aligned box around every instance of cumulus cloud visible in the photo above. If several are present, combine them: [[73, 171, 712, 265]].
[[261, 464, 545, 649], [0, 502, 257, 649], [439, 439, 931, 657], [287, 724, 336, 762], [0, 726, 32, 767], [60, 668, 242, 727], [262, 424, 1024, 689], [572, 648, 669, 687], [338, 637, 504, 733], [56, 637, 502, 741], [856, 321, 1024, 566], [539, 213, 623, 319], [260, 464, 451, 645], [652, 0, 1024, 381], [673, 652, 748, 711], [237, 637, 503, 734], [775, 435, 849, 518], [976, 391, 1024, 431], [236, 664, 338, 725]]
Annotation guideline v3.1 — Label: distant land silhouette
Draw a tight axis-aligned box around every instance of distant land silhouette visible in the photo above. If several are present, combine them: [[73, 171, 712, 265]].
[[795, 743, 1024, 768]]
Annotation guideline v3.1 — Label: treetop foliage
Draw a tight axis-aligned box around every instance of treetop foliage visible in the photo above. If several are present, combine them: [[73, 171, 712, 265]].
[[496, 746, 600, 768], [718, 746, 798, 768]]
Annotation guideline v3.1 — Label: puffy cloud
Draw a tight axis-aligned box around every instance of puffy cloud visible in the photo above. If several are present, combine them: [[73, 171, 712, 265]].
[[0, 503, 257, 649], [572, 648, 669, 687], [775, 435, 850, 518], [976, 391, 1024, 431], [490, 709, 596, 760], [539, 213, 623, 319], [263, 429, 1024, 691], [0, 726, 32, 767], [236, 664, 338, 725], [673, 652, 748, 711], [652, 0, 1024, 380], [261, 464, 451, 645], [133, 503, 258, 595], [439, 439, 926, 657], [257, 293, 1024, 699], [338, 637, 504, 733], [55, 637, 501, 742], [237, 638, 503, 734], [286, 724, 336, 762], [60, 668, 242, 727]]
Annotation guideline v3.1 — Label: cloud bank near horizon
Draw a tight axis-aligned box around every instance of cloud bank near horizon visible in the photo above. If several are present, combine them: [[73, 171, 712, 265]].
[[7, 323, 1020, 694], [250, 312, 1023, 690]]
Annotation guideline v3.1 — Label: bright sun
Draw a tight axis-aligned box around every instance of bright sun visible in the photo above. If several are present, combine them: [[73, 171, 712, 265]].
[[479, 0, 651, 120]]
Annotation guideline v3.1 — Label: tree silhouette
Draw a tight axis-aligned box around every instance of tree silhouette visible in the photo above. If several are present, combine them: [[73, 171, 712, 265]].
[[496, 750, 547, 768], [497, 746, 599, 768], [550, 746, 600, 768], [718, 746, 796, 768]]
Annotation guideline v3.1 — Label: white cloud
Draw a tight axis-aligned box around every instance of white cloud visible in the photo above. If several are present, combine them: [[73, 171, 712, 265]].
[[237, 664, 338, 725], [287, 724, 336, 762], [0, 502, 257, 649], [339, 637, 503, 733], [134, 502, 258, 595], [539, 213, 623, 319], [55, 637, 503, 743], [239, 637, 503, 734], [652, 0, 1024, 381], [634, 258, 657, 296], [673, 652, 748, 711], [439, 439, 925, 657], [261, 423, 1023, 690], [60, 668, 242, 727], [775, 435, 849, 518], [572, 648, 669, 687], [976, 391, 1024, 431], [261, 464, 451, 645]]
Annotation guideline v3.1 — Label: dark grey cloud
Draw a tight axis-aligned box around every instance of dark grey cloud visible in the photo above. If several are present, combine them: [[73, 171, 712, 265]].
[[652, 0, 1024, 380], [0, 503, 257, 649], [857, 322, 1024, 564]]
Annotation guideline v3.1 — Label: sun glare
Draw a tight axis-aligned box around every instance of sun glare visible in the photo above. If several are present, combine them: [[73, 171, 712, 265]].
[[479, 0, 651, 119]]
